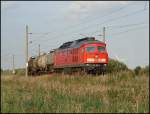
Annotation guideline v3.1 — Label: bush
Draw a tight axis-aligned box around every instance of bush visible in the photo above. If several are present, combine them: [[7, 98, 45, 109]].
[[139, 66, 149, 76], [140, 65, 149, 76], [134, 66, 141, 75], [135, 65, 149, 76], [106, 58, 128, 73]]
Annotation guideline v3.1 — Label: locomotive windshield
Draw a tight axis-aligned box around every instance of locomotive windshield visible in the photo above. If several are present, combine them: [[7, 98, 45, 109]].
[[86, 46, 105, 52], [86, 46, 96, 52], [97, 46, 105, 52]]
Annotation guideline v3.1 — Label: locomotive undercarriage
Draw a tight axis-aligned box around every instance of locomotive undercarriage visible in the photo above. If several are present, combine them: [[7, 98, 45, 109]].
[[84, 64, 107, 75], [54, 63, 107, 75], [28, 64, 107, 76]]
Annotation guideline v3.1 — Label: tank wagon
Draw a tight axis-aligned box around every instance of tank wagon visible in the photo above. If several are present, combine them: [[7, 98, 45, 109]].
[[28, 37, 109, 75], [28, 50, 54, 75]]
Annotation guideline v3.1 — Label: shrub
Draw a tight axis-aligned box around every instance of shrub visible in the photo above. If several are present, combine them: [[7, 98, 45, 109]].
[[134, 66, 141, 75], [138, 65, 149, 76], [106, 58, 128, 73]]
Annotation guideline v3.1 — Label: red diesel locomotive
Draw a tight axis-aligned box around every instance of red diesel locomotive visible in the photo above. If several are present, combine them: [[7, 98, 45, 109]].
[[28, 37, 109, 75]]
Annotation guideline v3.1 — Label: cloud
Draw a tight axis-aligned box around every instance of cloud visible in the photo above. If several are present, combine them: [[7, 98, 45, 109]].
[[69, 1, 129, 12], [66, 1, 130, 20]]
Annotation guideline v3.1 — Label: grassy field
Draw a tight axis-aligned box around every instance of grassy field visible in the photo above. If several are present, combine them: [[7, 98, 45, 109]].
[[1, 71, 149, 113]]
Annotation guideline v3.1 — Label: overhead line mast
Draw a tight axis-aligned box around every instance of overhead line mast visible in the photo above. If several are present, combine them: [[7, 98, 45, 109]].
[[25, 25, 29, 77], [103, 27, 106, 43]]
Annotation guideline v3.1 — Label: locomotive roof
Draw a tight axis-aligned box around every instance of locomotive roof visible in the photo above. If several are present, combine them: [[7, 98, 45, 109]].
[[58, 37, 105, 49]]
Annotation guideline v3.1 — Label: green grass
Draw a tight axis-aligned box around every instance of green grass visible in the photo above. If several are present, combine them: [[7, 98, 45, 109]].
[[1, 71, 149, 113]]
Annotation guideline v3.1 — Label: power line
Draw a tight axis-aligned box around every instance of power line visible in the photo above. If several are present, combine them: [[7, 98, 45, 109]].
[[30, 2, 135, 41], [84, 21, 147, 36], [76, 8, 148, 33], [40, 2, 146, 42], [30, 3, 148, 52], [39, 24, 148, 52], [54, 2, 133, 33], [39, 26, 148, 54], [41, 8, 148, 45], [39, 20, 148, 53], [109, 25, 148, 36], [105, 21, 147, 29]]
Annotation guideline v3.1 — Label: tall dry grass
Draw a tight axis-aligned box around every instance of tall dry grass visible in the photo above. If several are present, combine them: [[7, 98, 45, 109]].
[[1, 71, 149, 113]]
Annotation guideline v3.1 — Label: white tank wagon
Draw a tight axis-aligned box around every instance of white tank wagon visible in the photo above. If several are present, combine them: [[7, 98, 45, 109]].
[[36, 50, 54, 73]]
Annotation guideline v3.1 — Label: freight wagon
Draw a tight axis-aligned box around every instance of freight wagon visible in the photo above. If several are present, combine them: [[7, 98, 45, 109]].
[[28, 50, 54, 75]]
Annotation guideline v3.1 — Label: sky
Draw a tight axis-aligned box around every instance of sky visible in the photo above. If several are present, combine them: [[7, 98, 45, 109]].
[[1, 1, 149, 70]]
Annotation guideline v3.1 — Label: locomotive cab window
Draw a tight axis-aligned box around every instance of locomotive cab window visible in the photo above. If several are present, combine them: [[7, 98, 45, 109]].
[[86, 46, 96, 52], [97, 46, 105, 52]]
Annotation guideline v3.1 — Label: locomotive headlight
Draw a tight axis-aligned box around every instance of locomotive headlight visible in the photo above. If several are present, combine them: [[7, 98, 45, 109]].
[[87, 58, 94, 62], [98, 58, 106, 62], [101, 58, 106, 62]]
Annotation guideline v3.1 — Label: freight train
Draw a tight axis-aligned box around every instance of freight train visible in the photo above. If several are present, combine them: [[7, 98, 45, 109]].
[[28, 37, 109, 75]]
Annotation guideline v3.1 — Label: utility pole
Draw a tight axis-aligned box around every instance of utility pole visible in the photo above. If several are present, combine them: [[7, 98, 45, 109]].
[[25, 25, 28, 77], [12, 54, 15, 74], [103, 27, 105, 43], [38, 44, 40, 56]]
